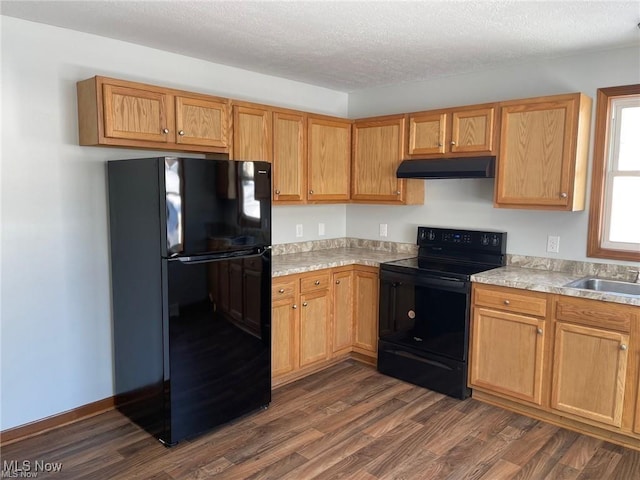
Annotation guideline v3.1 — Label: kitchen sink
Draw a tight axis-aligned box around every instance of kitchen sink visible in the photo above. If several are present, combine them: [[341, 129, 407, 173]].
[[564, 277, 640, 297]]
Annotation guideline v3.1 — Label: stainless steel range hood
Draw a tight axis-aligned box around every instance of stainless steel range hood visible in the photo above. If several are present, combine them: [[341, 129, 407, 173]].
[[396, 156, 495, 179]]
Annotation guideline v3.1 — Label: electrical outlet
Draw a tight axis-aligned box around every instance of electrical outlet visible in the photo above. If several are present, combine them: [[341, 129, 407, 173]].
[[318, 223, 325, 236], [547, 235, 560, 253], [296, 224, 303, 238], [379, 224, 388, 237]]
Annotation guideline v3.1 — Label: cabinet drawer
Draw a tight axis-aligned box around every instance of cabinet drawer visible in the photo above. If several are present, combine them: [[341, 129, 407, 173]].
[[300, 272, 331, 292], [555, 297, 633, 333], [272, 280, 296, 298], [474, 285, 547, 317]]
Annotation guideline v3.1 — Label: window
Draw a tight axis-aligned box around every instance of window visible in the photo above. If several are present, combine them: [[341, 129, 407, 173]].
[[587, 84, 640, 262]]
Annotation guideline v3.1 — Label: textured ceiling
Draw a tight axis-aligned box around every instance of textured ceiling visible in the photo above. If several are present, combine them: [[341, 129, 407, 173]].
[[2, 1, 639, 91]]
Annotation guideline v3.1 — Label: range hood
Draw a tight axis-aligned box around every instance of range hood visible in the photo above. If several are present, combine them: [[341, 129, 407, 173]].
[[396, 156, 496, 179]]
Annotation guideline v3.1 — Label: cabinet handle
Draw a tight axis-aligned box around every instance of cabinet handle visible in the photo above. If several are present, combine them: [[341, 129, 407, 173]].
[[178, 130, 185, 136], [302, 302, 308, 307], [621, 344, 628, 351], [537, 328, 543, 335], [162, 128, 169, 134], [275, 189, 281, 195], [314, 280, 320, 285], [560, 192, 568, 198], [292, 304, 297, 309], [278, 288, 285, 293], [450, 141, 456, 146], [335, 280, 341, 285], [309, 190, 314, 195], [504, 300, 510, 305]]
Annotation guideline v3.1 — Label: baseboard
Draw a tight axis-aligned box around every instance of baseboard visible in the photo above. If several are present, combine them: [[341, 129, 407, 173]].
[[0, 396, 115, 446]]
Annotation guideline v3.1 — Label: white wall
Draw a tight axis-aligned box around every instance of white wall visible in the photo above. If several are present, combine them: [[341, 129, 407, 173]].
[[347, 46, 640, 264], [0, 16, 348, 431]]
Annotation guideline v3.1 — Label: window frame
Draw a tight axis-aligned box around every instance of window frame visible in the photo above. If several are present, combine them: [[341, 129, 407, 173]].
[[587, 84, 640, 262]]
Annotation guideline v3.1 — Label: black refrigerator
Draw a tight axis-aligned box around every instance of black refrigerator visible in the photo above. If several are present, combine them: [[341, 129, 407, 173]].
[[107, 156, 271, 446]]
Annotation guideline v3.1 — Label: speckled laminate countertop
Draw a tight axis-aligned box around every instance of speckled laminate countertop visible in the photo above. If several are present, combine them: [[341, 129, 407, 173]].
[[471, 266, 640, 307], [272, 247, 414, 277]]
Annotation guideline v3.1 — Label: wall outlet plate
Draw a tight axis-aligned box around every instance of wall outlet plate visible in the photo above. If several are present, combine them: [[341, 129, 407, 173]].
[[547, 235, 560, 253], [296, 224, 303, 238], [379, 224, 388, 237]]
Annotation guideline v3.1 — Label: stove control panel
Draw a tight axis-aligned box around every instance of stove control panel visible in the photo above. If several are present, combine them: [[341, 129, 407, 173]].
[[418, 226, 507, 254]]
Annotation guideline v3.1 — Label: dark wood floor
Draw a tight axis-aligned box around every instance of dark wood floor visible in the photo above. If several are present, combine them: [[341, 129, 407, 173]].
[[3, 360, 640, 479]]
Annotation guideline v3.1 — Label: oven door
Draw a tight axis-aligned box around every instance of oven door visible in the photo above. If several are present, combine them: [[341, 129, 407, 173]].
[[378, 268, 470, 361]]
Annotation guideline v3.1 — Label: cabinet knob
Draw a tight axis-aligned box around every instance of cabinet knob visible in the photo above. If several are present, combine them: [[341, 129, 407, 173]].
[[314, 280, 320, 285], [178, 130, 185, 136], [335, 280, 341, 285], [560, 192, 568, 198], [537, 328, 543, 335], [292, 304, 297, 309], [437, 142, 443, 147], [278, 288, 285, 293], [450, 141, 456, 146], [396, 190, 401, 195], [162, 128, 169, 134], [309, 190, 314, 195], [302, 302, 308, 307], [504, 299, 510, 305], [621, 344, 628, 351], [275, 189, 281, 195]]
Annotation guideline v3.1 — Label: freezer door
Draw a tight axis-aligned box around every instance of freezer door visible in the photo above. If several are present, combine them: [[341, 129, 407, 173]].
[[164, 157, 271, 257], [162, 250, 271, 444]]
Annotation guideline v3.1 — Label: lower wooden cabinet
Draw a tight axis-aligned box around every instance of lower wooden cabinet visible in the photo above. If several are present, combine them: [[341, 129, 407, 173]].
[[470, 284, 640, 450], [272, 265, 380, 386], [470, 307, 545, 405]]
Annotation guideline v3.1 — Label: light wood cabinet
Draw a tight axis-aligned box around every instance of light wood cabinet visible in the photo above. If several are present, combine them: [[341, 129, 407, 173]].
[[299, 289, 331, 367], [407, 105, 497, 157], [232, 104, 272, 161], [231, 102, 307, 203], [77, 76, 229, 153], [469, 285, 548, 405], [307, 115, 351, 202], [471, 285, 640, 450], [495, 93, 592, 210], [332, 269, 354, 356], [272, 279, 298, 378], [352, 267, 380, 358], [351, 115, 424, 205]]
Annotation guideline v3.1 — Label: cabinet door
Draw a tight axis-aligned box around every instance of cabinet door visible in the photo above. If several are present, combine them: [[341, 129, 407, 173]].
[[273, 111, 306, 203], [232, 105, 272, 161], [408, 113, 447, 156], [495, 95, 588, 209], [175, 95, 229, 148], [469, 308, 545, 405], [332, 270, 354, 356], [353, 269, 379, 355], [551, 322, 629, 427], [103, 83, 172, 142], [451, 107, 495, 154], [299, 290, 330, 367], [307, 117, 351, 202], [351, 117, 405, 202], [272, 295, 298, 378]]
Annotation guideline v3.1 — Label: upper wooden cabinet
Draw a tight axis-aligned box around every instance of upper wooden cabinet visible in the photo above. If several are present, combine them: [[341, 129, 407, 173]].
[[495, 93, 592, 210], [232, 103, 272, 161], [407, 105, 497, 157], [351, 115, 424, 205], [77, 76, 230, 153], [307, 115, 351, 202]]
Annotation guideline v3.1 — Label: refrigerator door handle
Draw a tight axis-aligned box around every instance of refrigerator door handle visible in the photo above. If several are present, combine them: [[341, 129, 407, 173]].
[[171, 247, 267, 264]]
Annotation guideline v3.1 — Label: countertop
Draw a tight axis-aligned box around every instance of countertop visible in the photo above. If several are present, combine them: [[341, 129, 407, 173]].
[[272, 247, 414, 277], [471, 266, 640, 307]]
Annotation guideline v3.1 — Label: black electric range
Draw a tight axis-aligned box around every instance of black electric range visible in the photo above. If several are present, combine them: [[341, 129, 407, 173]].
[[377, 226, 507, 399]]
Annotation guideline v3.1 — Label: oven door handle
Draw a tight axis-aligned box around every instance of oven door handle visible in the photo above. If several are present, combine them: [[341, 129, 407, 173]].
[[389, 350, 454, 371], [414, 275, 468, 290]]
